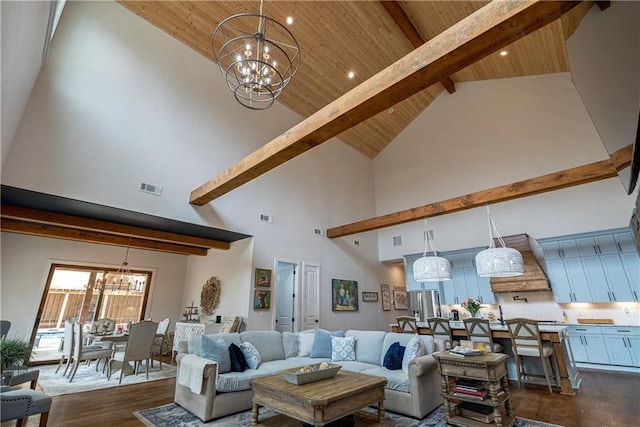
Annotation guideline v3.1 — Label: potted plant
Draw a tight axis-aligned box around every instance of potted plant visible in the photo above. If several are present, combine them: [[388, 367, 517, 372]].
[[0, 337, 30, 374]]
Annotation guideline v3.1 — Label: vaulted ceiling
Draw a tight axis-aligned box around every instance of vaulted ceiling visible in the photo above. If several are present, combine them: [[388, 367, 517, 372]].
[[118, 1, 591, 159]]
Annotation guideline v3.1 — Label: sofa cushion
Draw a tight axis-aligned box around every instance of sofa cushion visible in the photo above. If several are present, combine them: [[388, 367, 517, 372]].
[[299, 332, 314, 357], [240, 342, 261, 369], [283, 332, 299, 358], [188, 333, 242, 357], [361, 366, 410, 393], [402, 335, 427, 373], [345, 330, 386, 365], [240, 331, 285, 362], [215, 367, 272, 392], [201, 336, 231, 373], [229, 343, 248, 372], [311, 329, 344, 358], [331, 336, 355, 362], [383, 342, 405, 370]]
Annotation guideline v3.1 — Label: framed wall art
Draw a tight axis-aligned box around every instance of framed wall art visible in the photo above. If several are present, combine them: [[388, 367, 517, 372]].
[[255, 268, 272, 287], [392, 288, 408, 310], [253, 290, 271, 310], [380, 284, 391, 311], [362, 291, 378, 302], [332, 279, 358, 311]]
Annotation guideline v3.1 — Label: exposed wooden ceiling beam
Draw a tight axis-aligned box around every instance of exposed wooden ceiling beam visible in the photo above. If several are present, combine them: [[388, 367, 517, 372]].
[[596, 1, 611, 11], [326, 145, 631, 238], [0, 204, 229, 250], [1, 218, 209, 255], [190, 0, 581, 205], [380, 0, 455, 94]]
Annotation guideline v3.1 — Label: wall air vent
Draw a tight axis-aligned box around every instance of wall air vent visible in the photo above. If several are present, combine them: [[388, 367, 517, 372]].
[[139, 182, 162, 196], [393, 236, 402, 246], [314, 228, 323, 235], [260, 214, 273, 223]]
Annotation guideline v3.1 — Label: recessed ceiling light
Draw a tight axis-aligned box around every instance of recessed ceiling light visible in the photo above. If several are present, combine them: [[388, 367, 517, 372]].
[[286, 16, 294, 25], [388, 108, 395, 114], [348, 71, 355, 79], [500, 50, 509, 57]]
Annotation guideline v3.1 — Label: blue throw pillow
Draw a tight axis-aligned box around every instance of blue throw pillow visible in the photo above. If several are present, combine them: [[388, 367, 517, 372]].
[[383, 342, 405, 370], [229, 343, 248, 372], [240, 342, 261, 369], [310, 329, 344, 358], [201, 336, 231, 373]]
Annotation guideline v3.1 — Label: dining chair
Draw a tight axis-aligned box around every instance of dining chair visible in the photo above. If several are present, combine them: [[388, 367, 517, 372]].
[[506, 318, 558, 393], [1, 385, 52, 427], [427, 317, 457, 350], [396, 316, 418, 333], [463, 318, 503, 352], [68, 321, 113, 382], [0, 320, 11, 339], [108, 320, 158, 384], [54, 320, 74, 376], [150, 318, 171, 369]]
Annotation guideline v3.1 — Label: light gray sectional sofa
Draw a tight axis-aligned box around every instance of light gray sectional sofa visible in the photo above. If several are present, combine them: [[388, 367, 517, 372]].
[[174, 329, 443, 422]]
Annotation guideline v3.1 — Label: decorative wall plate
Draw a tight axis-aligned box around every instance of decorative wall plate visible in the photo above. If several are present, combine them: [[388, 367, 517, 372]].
[[200, 276, 220, 316]]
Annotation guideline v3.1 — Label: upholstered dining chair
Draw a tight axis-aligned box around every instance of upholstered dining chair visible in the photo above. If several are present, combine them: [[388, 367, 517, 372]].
[[463, 318, 503, 353], [506, 318, 558, 393], [0, 320, 11, 339], [427, 317, 457, 350], [396, 316, 418, 333], [68, 321, 113, 382], [108, 320, 158, 384], [0, 385, 52, 427], [150, 318, 171, 369], [54, 320, 74, 376]]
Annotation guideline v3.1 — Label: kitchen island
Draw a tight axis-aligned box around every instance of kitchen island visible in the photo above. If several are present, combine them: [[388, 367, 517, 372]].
[[391, 321, 580, 395]]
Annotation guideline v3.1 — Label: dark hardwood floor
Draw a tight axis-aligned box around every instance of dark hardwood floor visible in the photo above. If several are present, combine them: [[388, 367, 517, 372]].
[[14, 362, 640, 427]]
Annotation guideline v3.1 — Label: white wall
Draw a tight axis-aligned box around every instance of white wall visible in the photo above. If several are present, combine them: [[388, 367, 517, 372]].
[[0, 232, 188, 339], [374, 74, 635, 261], [1, 1, 397, 334]]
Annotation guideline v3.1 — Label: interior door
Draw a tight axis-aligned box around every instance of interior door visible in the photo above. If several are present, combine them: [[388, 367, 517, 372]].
[[302, 263, 320, 331], [275, 262, 296, 333]]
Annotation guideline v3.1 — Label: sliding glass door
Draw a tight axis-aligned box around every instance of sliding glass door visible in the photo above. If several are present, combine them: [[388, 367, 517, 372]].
[[30, 263, 151, 364]]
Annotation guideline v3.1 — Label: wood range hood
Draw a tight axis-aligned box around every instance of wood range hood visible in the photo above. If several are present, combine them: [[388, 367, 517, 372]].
[[490, 234, 551, 293]]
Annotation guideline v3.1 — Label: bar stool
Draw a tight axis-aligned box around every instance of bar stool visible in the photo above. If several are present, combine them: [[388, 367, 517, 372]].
[[506, 318, 558, 393], [463, 318, 503, 353], [427, 317, 457, 350], [396, 316, 417, 333]]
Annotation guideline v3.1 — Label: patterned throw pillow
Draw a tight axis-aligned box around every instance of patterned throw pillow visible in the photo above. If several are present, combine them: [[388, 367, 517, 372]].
[[201, 336, 231, 373], [402, 335, 427, 373], [383, 342, 405, 370], [240, 341, 261, 369], [331, 336, 355, 362]]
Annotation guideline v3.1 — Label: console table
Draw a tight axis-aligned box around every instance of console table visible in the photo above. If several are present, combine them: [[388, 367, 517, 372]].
[[433, 352, 514, 427]]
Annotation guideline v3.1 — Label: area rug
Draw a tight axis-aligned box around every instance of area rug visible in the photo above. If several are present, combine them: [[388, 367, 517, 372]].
[[134, 403, 563, 427], [36, 362, 176, 396]]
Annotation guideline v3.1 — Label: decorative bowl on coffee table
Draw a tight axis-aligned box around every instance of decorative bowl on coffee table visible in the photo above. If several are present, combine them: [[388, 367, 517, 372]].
[[281, 363, 341, 385]]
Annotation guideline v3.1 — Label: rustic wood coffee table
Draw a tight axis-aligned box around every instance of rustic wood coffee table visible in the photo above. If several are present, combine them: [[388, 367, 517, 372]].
[[250, 370, 387, 426]]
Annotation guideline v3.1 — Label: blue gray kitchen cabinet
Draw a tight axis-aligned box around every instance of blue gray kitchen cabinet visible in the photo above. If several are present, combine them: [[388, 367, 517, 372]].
[[602, 327, 640, 367], [568, 326, 610, 364]]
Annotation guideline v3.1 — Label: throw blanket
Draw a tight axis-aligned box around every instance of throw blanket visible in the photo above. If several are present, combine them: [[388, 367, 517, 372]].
[[178, 354, 212, 394]]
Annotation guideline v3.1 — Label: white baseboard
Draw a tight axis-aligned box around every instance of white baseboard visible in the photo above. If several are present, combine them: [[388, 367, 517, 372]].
[[576, 362, 640, 374]]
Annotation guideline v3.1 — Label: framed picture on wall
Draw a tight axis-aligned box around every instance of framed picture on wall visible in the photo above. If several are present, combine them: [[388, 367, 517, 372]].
[[380, 284, 391, 311], [253, 290, 271, 310], [331, 279, 358, 311], [362, 292, 378, 302], [393, 288, 408, 310], [255, 268, 272, 287]]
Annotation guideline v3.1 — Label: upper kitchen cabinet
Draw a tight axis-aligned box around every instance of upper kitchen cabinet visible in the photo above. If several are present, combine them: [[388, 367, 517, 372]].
[[440, 248, 496, 305], [540, 228, 639, 303]]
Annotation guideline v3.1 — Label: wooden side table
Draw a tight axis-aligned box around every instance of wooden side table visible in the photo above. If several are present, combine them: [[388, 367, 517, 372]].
[[432, 352, 514, 427]]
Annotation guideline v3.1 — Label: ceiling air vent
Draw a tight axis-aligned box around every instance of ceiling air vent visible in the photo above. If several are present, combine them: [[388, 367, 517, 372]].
[[139, 182, 162, 196], [393, 236, 402, 247]]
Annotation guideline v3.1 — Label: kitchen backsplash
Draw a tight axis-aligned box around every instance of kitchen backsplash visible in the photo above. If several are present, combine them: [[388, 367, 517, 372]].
[[441, 291, 640, 326]]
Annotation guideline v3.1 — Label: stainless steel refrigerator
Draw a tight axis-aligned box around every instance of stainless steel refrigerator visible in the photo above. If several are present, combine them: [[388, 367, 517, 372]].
[[408, 290, 441, 322]]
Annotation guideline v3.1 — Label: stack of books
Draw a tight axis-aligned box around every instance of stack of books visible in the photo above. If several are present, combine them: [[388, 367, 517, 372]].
[[449, 346, 484, 357], [451, 378, 488, 401], [457, 401, 495, 423]]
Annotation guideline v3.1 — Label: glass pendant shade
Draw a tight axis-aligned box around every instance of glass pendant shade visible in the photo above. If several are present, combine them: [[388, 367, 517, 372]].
[[413, 219, 452, 282], [475, 205, 524, 277]]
